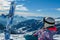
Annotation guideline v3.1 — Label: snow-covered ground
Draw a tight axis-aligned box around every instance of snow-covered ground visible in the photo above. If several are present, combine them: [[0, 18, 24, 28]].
[[53, 34, 60, 40], [0, 33, 25, 40], [0, 33, 60, 40]]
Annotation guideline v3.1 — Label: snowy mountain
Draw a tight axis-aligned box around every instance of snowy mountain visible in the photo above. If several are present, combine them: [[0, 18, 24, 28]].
[[0, 15, 27, 26], [25, 16, 43, 20], [55, 17, 60, 24], [0, 15, 60, 34], [0, 15, 44, 34], [11, 19, 43, 34]]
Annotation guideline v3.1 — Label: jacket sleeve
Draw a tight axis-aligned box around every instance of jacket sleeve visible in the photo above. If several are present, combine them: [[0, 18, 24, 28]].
[[33, 29, 44, 40], [44, 31, 53, 40], [38, 30, 51, 40], [37, 30, 45, 40], [33, 31, 38, 36]]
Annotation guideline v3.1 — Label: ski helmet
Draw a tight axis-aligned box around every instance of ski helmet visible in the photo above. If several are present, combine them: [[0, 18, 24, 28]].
[[43, 17, 55, 28]]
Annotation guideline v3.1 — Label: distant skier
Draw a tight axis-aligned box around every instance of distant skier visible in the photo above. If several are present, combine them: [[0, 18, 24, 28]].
[[33, 17, 57, 40]]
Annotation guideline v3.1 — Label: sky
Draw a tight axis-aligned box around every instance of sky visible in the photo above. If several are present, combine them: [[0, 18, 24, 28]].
[[0, 0, 60, 18]]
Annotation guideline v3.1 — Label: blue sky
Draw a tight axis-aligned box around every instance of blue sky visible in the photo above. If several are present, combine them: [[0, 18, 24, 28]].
[[0, 0, 60, 17]]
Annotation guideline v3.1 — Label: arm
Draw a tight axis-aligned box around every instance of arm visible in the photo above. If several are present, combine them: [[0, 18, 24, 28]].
[[44, 31, 52, 40], [33, 31, 38, 36], [38, 29, 51, 40], [38, 30, 44, 40], [33, 29, 45, 40]]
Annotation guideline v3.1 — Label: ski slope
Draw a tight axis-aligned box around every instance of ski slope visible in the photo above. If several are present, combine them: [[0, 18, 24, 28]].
[[0, 33, 60, 40]]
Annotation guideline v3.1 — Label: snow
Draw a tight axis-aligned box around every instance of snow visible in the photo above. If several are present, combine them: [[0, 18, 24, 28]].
[[55, 19, 60, 21], [0, 33, 26, 40], [10, 34, 26, 40], [0, 33, 60, 40], [53, 34, 60, 40]]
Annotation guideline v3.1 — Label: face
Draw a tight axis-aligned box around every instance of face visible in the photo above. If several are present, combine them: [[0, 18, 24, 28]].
[[44, 22, 54, 28]]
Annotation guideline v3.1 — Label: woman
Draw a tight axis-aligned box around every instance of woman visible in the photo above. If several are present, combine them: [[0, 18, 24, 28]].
[[33, 17, 57, 40]]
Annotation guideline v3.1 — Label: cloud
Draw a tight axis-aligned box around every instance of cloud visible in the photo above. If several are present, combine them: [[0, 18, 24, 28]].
[[16, 5, 28, 11], [37, 9, 42, 12], [6, 0, 26, 2], [56, 8, 60, 11], [0, 0, 28, 15], [15, 0, 25, 1], [0, 0, 28, 11], [0, 0, 4, 10], [0, 0, 10, 10], [0, 0, 11, 15], [0, 0, 40, 16], [15, 12, 44, 17], [5, 0, 14, 1]]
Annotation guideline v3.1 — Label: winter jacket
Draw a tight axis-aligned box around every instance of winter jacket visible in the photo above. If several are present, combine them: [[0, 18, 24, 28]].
[[33, 26, 57, 40]]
